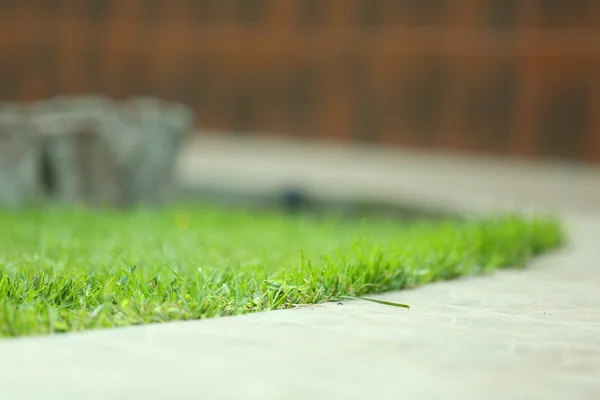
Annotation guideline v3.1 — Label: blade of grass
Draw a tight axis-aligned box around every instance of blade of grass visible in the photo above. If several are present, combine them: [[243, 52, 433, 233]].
[[339, 295, 410, 309]]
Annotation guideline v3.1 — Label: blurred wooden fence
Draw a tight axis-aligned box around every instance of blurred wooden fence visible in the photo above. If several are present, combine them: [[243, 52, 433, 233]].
[[0, 0, 599, 162]]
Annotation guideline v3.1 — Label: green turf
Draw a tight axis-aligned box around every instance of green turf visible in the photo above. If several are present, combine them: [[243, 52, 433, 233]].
[[0, 204, 563, 337]]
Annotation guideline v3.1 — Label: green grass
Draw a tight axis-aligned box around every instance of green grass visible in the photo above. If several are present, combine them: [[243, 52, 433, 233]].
[[0, 204, 563, 337]]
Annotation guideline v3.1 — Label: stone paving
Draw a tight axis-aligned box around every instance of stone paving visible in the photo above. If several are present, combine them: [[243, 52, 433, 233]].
[[1, 135, 599, 400], [177, 135, 600, 216]]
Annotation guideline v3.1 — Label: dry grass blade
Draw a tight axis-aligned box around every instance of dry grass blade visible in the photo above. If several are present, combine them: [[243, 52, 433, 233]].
[[339, 295, 410, 309]]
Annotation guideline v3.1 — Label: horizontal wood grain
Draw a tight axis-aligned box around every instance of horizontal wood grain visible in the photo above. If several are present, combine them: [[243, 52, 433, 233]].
[[0, 0, 598, 162]]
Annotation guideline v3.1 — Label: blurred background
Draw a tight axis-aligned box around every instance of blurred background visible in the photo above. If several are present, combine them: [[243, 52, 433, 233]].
[[1, 0, 598, 163]]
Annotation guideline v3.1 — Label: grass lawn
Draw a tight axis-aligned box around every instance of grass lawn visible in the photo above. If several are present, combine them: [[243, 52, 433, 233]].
[[0, 204, 563, 337]]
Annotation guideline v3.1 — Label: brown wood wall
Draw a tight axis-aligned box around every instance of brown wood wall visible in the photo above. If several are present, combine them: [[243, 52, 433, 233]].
[[0, 0, 599, 162]]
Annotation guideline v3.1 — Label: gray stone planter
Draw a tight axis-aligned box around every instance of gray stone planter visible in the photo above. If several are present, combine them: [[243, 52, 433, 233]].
[[37, 123, 119, 207], [107, 97, 194, 206], [0, 96, 194, 208], [0, 105, 42, 207]]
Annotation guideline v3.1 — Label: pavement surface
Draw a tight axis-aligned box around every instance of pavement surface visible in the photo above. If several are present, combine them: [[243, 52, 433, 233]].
[[1, 134, 599, 400], [177, 135, 600, 215]]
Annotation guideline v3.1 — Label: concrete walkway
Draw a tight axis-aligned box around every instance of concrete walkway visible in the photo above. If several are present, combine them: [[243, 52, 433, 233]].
[[177, 135, 600, 215], [1, 135, 599, 400]]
